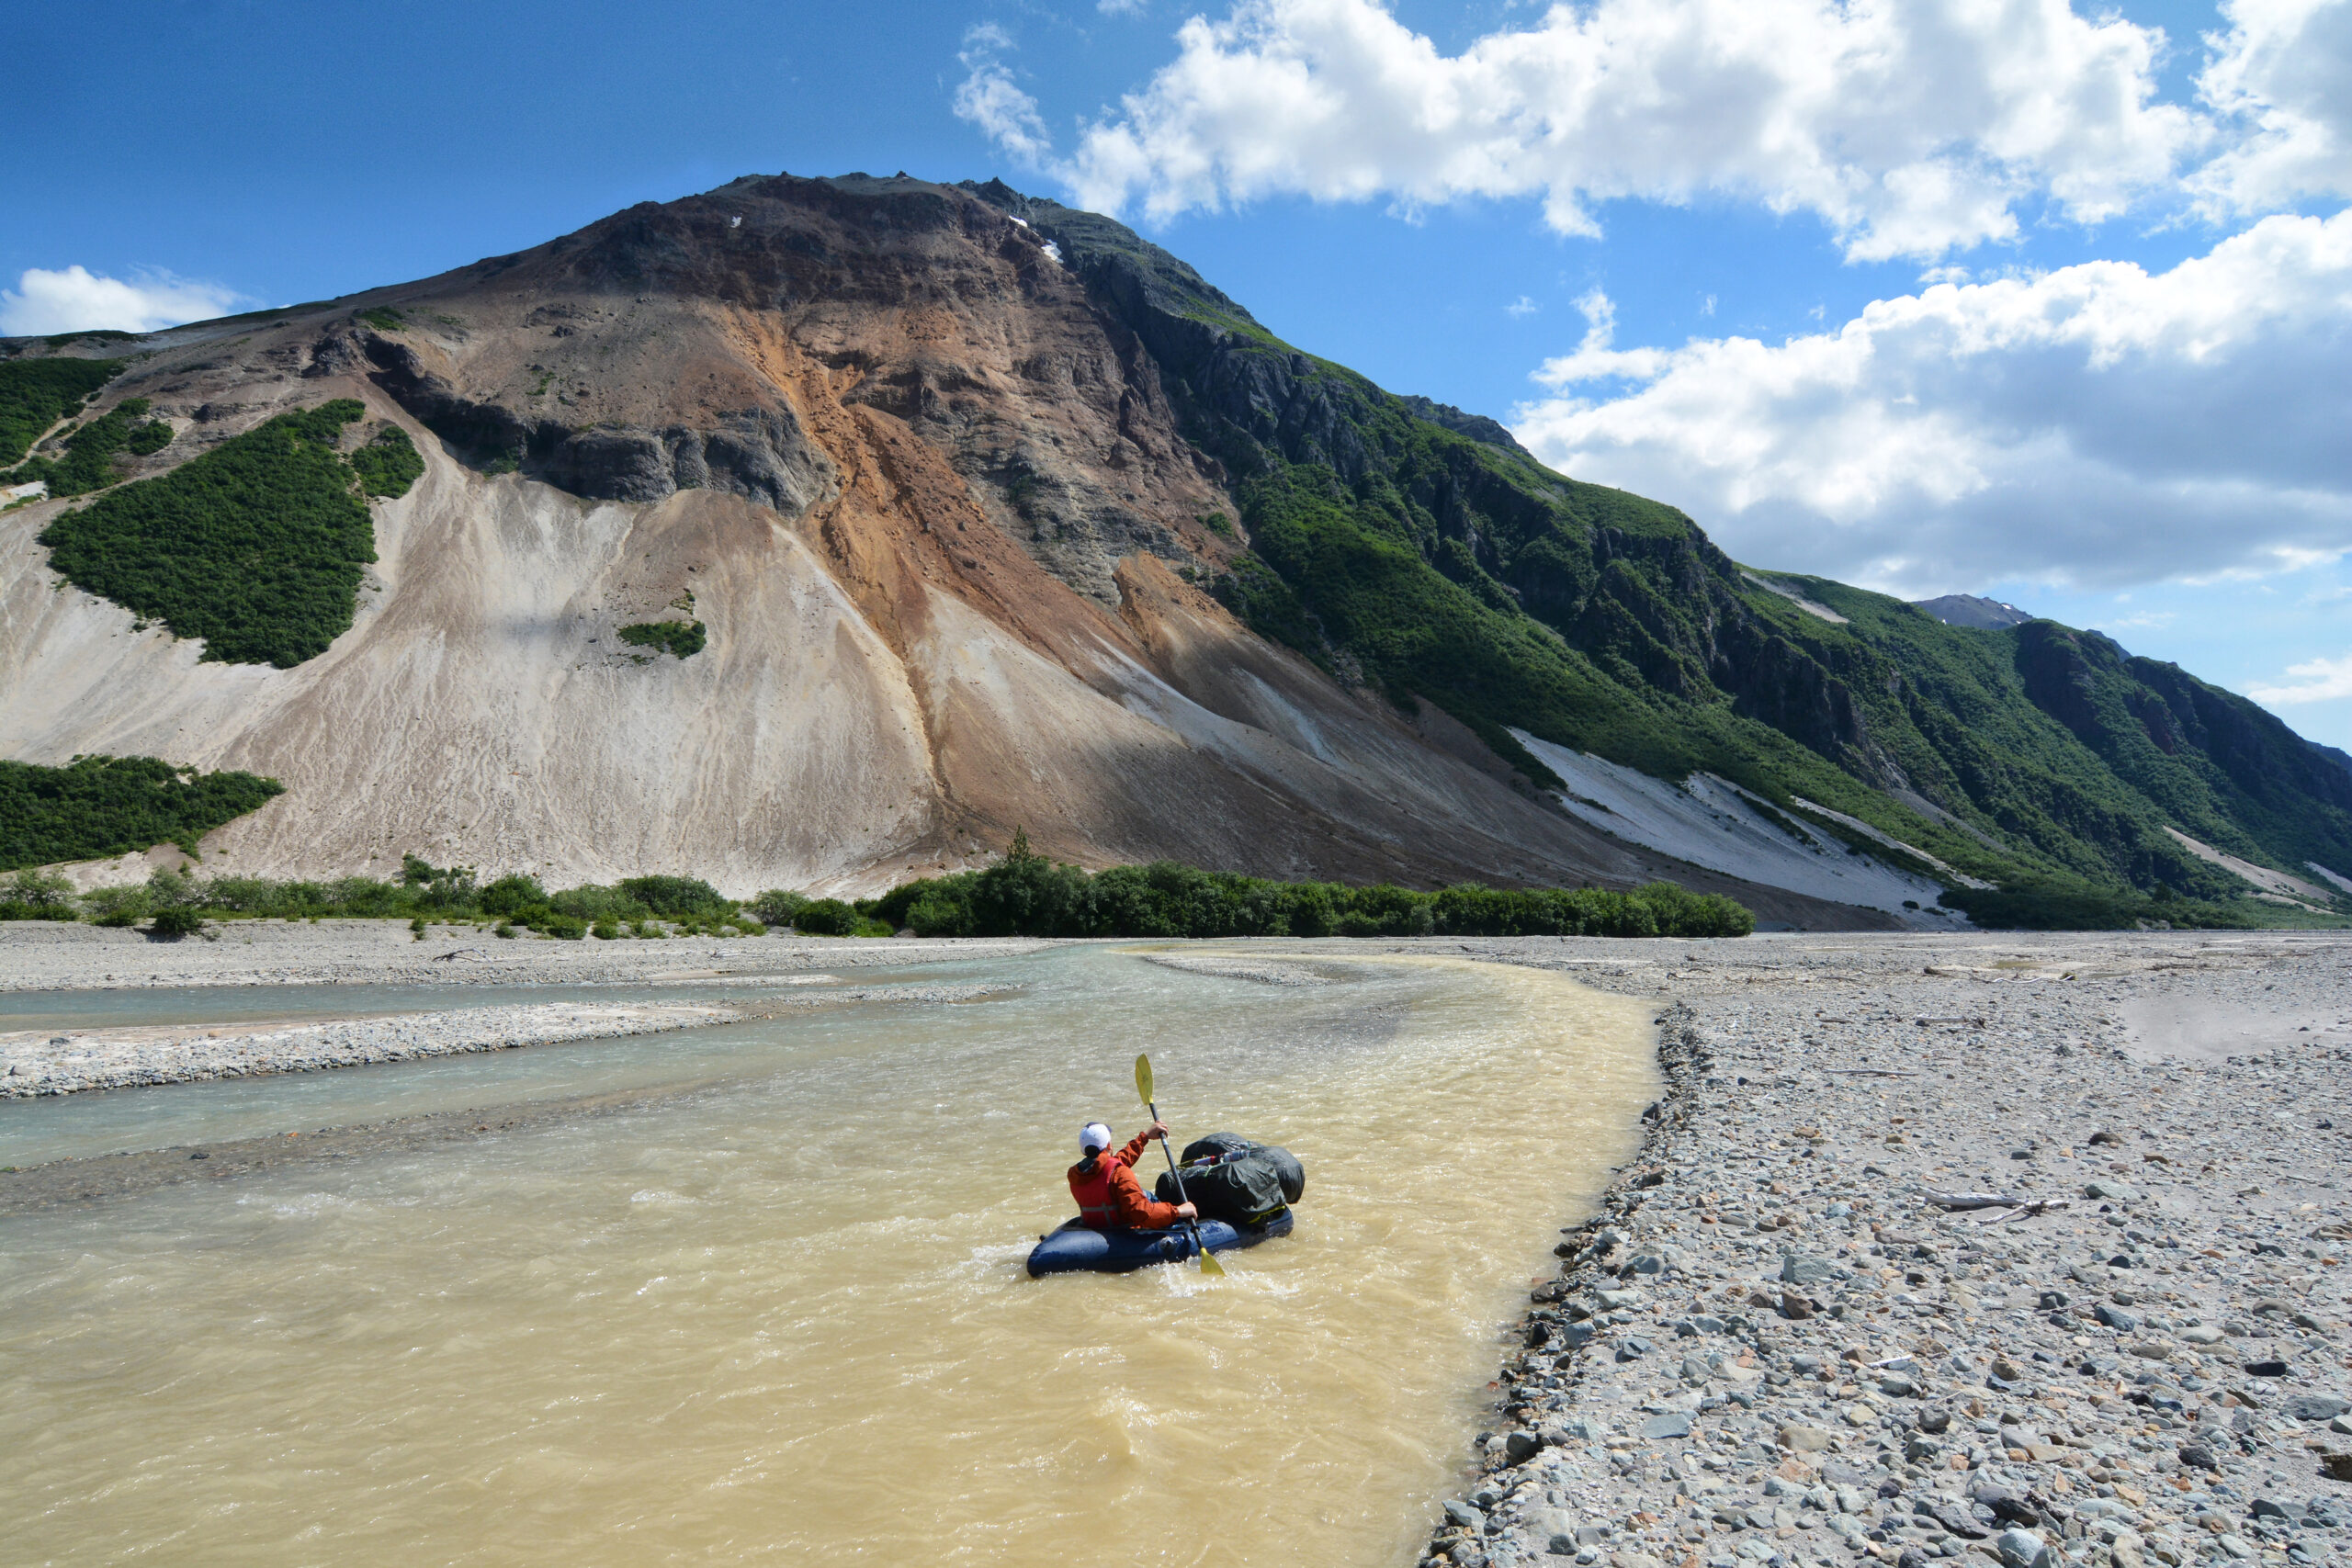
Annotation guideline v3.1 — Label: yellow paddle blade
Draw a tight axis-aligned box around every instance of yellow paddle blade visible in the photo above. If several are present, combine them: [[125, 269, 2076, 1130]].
[[1197, 1245, 1227, 1278], [1135, 1053, 1154, 1106]]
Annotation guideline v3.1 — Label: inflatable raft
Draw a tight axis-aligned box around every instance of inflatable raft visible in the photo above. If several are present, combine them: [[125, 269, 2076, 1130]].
[[1024, 1209, 1295, 1277]]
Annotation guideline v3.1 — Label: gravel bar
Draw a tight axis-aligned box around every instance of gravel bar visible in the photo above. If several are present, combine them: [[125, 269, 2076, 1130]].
[[1333, 931, 2352, 1568]]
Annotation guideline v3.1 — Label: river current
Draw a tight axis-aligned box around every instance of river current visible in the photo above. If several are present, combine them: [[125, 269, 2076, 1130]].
[[0, 944, 1655, 1565]]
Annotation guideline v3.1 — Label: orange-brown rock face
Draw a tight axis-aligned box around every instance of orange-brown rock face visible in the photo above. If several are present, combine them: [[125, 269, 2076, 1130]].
[[0, 174, 1890, 921]]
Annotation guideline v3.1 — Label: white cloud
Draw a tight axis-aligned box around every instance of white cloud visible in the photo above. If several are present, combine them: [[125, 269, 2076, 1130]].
[[1506, 294, 1539, 317], [2248, 652, 2352, 703], [951, 25, 1052, 164], [2191, 0, 2352, 216], [978, 0, 2200, 262], [0, 265, 246, 336], [1510, 209, 2352, 594]]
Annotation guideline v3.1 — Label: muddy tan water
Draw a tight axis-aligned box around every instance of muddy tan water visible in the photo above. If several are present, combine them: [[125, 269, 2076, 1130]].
[[0, 946, 1655, 1565]]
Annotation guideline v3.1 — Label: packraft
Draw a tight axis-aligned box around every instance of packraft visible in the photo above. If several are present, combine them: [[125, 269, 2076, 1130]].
[[1151, 1133, 1305, 1226], [1025, 1208, 1294, 1277]]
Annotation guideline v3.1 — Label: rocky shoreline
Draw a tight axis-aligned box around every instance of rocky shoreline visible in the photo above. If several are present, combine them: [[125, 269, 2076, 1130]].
[[1389, 931, 2352, 1568]]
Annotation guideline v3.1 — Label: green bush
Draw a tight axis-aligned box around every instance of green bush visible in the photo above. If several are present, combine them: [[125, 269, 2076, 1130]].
[[549, 883, 652, 921], [617, 874, 728, 917], [81, 884, 150, 926], [38, 400, 378, 666], [537, 913, 587, 940], [146, 905, 207, 940], [792, 898, 861, 936], [0, 755, 284, 871], [4, 868, 74, 909], [592, 919, 620, 940], [478, 874, 546, 917], [0, 357, 120, 468], [356, 307, 405, 330], [751, 888, 810, 926], [616, 620, 707, 659], [349, 425, 423, 499]]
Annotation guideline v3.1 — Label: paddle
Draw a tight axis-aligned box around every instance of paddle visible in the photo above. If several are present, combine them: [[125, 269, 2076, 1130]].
[[1135, 1052, 1226, 1278]]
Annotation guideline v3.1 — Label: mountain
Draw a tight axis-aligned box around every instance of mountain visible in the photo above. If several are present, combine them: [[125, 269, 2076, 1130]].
[[1914, 594, 2031, 630], [2, 172, 2346, 927]]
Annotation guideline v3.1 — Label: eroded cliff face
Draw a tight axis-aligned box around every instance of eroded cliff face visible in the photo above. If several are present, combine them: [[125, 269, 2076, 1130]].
[[0, 174, 1890, 923]]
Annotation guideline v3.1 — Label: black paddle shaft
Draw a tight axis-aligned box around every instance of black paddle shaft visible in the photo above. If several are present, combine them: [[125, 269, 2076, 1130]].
[[1148, 1100, 1213, 1261]]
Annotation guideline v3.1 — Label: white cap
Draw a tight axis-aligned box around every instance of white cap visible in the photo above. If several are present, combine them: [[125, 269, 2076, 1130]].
[[1080, 1122, 1113, 1154]]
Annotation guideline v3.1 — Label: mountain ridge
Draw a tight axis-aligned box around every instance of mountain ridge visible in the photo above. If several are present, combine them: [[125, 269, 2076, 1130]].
[[2, 170, 2345, 927]]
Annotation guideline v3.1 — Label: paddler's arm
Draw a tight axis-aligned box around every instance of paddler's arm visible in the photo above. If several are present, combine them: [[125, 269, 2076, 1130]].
[[1116, 1120, 1169, 1168]]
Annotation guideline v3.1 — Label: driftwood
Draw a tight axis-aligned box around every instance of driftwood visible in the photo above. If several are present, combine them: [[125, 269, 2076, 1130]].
[[1825, 1068, 1918, 1077], [1922, 1190, 2075, 1225]]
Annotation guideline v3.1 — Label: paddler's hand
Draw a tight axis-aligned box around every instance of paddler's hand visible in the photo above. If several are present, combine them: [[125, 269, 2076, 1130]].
[[1174, 1202, 1198, 1220], [1145, 1119, 1170, 1142]]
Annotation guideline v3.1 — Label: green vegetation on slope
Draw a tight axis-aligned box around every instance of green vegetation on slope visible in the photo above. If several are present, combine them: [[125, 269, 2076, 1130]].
[[0, 755, 285, 871], [617, 620, 707, 659], [38, 400, 379, 666], [968, 183, 2352, 926], [348, 423, 423, 498], [0, 357, 121, 468], [6, 396, 175, 497]]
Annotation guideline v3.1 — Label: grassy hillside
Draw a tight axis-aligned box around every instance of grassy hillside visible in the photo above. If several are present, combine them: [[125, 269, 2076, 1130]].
[[970, 182, 2352, 923], [0, 756, 285, 871]]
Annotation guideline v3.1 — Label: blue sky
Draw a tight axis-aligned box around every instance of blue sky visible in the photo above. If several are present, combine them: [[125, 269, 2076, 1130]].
[[9, 0, 2348, 750]]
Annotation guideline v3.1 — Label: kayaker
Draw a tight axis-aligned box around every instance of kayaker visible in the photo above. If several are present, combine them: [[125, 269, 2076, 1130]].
[[1069, 1120, 1196, 1232]]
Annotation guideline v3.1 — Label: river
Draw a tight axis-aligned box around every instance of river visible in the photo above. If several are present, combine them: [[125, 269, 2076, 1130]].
[[0, 943, 1655, 1565]]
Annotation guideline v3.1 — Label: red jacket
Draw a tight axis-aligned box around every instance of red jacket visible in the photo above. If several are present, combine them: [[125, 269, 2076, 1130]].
[[1068, 1131, 1182, 1231]]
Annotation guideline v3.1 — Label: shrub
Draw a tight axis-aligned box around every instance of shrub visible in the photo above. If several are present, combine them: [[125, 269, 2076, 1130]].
[[81, 884, 149, 926], [592, 919, 620, 940], [792, 898, 860, 936], [146, 905, 207, 940], [38, 400, 377, 667], [478, 874, 546, 917], [751, 888, 811, 927], [617, 874, 728, 918], [4, 868, 74, 909], [537, 914, 587, 940], [616, 620, 707, 659], [550, 883, 651, 921]]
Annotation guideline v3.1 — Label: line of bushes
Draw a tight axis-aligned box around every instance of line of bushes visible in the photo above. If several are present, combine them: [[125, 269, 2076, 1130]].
[[0, 838, 1756, 942], [854, 831, 1753, 939]]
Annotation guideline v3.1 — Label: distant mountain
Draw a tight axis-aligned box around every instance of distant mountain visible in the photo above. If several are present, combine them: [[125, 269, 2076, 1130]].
[[1, 171, 2344, 927], [1915, 593, 2033, 629]]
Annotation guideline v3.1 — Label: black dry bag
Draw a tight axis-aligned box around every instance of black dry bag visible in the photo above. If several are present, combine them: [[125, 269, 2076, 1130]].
[[1155, 1132, 1305, 1225]]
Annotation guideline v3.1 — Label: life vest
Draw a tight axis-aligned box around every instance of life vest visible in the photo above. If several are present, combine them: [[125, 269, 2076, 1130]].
[[1069, 1155, 1121, 1230]]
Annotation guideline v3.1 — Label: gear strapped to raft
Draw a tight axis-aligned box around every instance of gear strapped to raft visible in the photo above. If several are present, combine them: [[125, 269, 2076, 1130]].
[[1152, 1134, 1305, 1226]]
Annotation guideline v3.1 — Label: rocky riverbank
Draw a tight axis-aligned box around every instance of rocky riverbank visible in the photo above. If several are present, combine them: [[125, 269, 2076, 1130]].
[[0, 918, 1048, 992], [1367, 930, 2352, 1568]]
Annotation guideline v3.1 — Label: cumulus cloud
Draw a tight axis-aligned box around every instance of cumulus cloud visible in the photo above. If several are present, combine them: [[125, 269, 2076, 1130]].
[[0, 265, 247, 336], [2191, 0, 2352, 216], [951, 24, 1052, 164], [970, 0, 2199, 261], [2249, 653, 2352, 704], [1511, 210, 2352, 593]]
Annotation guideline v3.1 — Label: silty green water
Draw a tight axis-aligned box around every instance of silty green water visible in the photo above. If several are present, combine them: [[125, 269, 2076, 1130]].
[[0, 945, 1656, 1565]]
